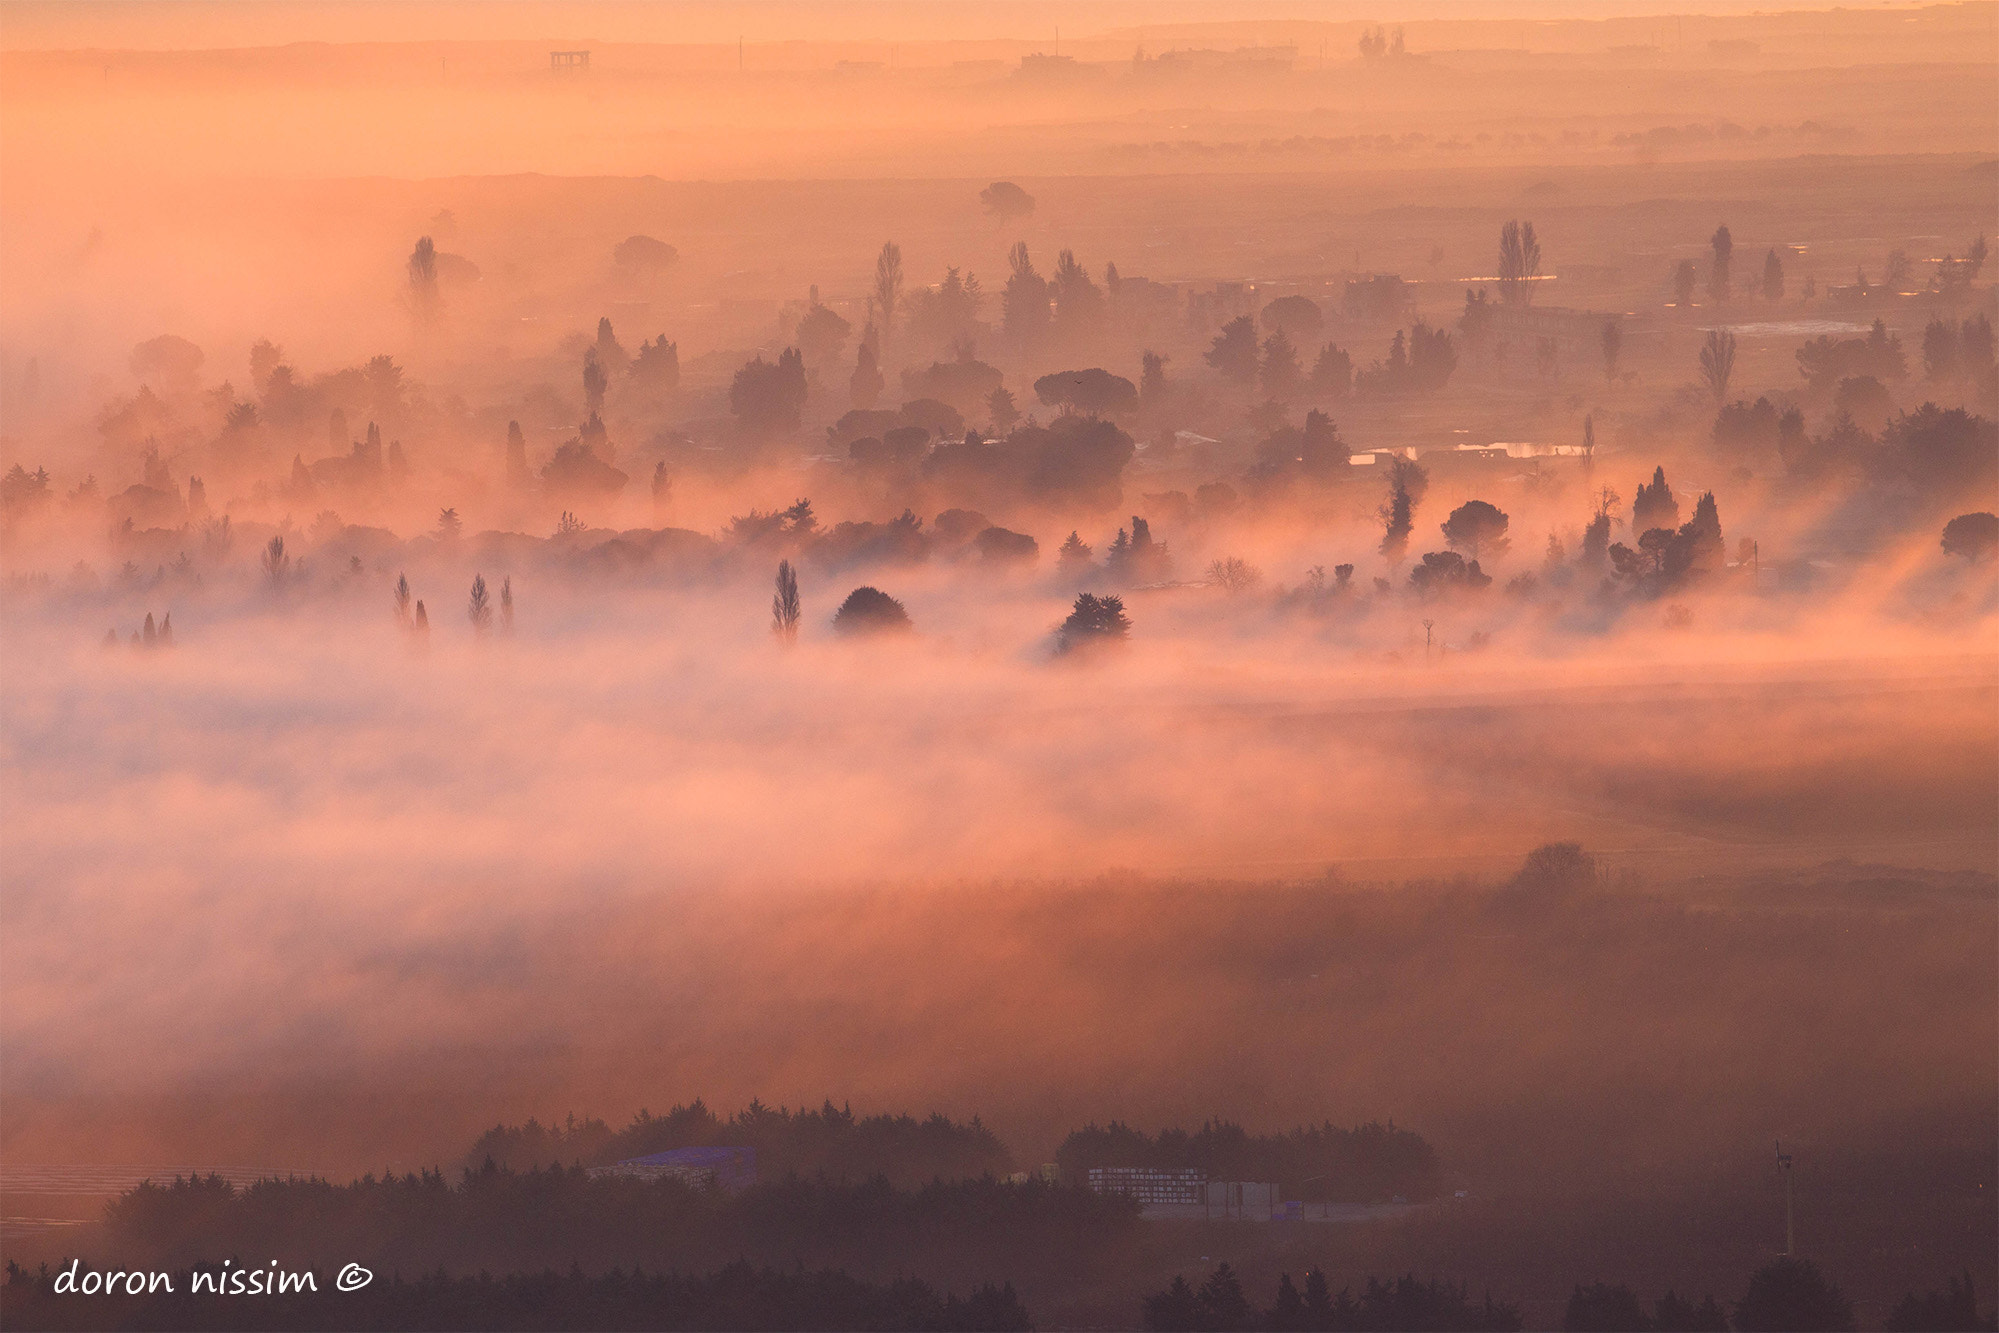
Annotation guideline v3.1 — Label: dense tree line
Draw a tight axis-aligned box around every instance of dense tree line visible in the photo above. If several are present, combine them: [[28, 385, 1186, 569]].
[[83, 1166, 1133, 1294], [1054, 1120, 1440, 1203], [1144, 1260, 1993, 1332], [1144, 1266, 1520, 1332], [464, 1098, 1012, 1184], [1, 1258, 1032, 1332]]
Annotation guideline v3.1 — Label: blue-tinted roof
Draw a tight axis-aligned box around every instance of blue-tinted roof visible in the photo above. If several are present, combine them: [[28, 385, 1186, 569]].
[[618, 1146, 750, 1167]]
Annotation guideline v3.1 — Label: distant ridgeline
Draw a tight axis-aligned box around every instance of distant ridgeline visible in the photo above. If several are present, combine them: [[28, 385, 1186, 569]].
[[465, 1099, 1015, 1187], [1056, 1120, 1441, 1203]]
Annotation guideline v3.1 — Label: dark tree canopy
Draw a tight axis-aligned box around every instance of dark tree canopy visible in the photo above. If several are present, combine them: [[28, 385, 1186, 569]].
[[1941, 511, 1999, 561], [1205, 316, 1261, 384], [1033, 367, 1138, 417], [1441, 500, 1511, 561], [1633, 466, 1680, 533], [1260, 294, 1325, 343], [979, 181, 1035, 220], [1144, 1267, 1521, 1332], [1796, 319, 1907, 391], [1057, 593, 1130, 652], [1409, 549, 1492, 593], [1884, 1271, 1991, 1333], [1564, 1282, 1652, 1333], [1882, 404, 1998, 496], [832, 586, 913, 635], [541, 438, 629, 503], [730, 348, 809, 432], [613, 234, 679, 270], [902, 359, 1005, 417], [130, 333, 204, 383], [1733, 1258, 1855, 1333]]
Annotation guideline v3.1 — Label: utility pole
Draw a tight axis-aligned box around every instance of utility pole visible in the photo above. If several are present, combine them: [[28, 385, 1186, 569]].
[[1422, 619, 1435, 658], [1776, 1141, 1795, 1256]]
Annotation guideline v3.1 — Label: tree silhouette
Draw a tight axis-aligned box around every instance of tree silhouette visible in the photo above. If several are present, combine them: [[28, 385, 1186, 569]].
[[1380, 479, 1414, 565], [436, 507, 463, 540], [1144, 1275, 1202, 1331], [407, 236, 439, 320], [1001, 244, 1051, 348], [833, 586, 911, 636], [595, 316, 627, 370], [1709, 225, 1734, 303], [1601, 320, 1622, 382], [393, 573, 412, 626], [795, 290, 852, 368], [979, 181, 1035, 221], [583, 351, 608, 416], [851, 335, 885, 409], [1633, 466, 1680, 533], [1267, 1273, 1306, 1330], [1057, 593, 1130, 652], [1312, 344, 1353, 399], [1145, 1267, 1518, 1333], [1923, 318, 1962, 382], [873, 242, 904, 341], [1734, 1258, 1854, 1332], [632, 336, 680, 391], [1206, 316, 1260, 387], [732, 349, 809, 432], [505, 421, 531, 488], [1699, 328, 1737, 403], [500, 577, 513, 633], [987, 385, 1019, 433], [1206, 557, 1261, 593], [1261, 329, 1303, 399], [772, 560, 802, 643], [1104, 514, 1170, 582], [261, 535, 290, 590], [1058, 532, 1093, 570], [1140, 351, 1169, 407], [613, 234, 678, 273], [468, 574, 491, 635], [1498, 220, 1541, 306], [1563, 1283, 1651, 1332], [1654, 1289, 1730, 1331], [1411, 549, 1491, 592], [1673, 259, 1698, 307], [1442, 500, 1511, 561], [1763, 248, 1785, 302], [1196, 1264, 1251, 1330], [1885, 1271, 1990, 1332], [1034, 368, 1136, 417], [1941, 512, 1999, 561], [1051, 249, 1104, 337], [1261, 294, 1324, 343], [651, 461, 672, 517]]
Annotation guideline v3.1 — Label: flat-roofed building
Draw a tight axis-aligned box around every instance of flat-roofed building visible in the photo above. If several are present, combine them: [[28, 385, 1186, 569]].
[[586, 1145, 755, 1191], [1087, 1165, 1205, 1205]]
